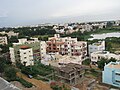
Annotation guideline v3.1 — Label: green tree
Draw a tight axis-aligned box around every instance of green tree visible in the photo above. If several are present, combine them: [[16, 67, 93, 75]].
[[97, 58, 117, 70], [9, 36, 18, 43], [0, 59, 5, 73], [5, 67, 17, 81]]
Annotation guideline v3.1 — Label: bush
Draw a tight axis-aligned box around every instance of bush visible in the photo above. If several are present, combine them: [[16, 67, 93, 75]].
[[82, 59, 91, 65], [51, 85, 62, 90], [16, 78, 33, 88], [21, 66, 37, 77]]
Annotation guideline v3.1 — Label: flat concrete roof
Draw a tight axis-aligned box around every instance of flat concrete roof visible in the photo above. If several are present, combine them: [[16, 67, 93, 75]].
[[0, 77, 20, 90]]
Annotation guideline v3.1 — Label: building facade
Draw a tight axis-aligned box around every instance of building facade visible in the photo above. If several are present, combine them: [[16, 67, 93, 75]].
[[9, 38, 46, 66], [102, 62, 120, 88], [56, 63, 85, 85], [46, 34, 87, 60], [0, 36, 8, 45], [91, 51, 120, 63], [88, 41, 105, 56], [0, 31, 19, 38]]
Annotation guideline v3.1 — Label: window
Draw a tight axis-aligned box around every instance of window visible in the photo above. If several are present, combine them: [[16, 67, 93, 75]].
[[116, 80, 120, 83], [24, 57, 27, 59], [24, 52, 26, 54], [71, 49, 74, 52], [79, 75, 82, 78], [17, 52, 20, 54], [116, 73, 120, 76], [53, 44, 56, 46], [53, 48, 56, 50]]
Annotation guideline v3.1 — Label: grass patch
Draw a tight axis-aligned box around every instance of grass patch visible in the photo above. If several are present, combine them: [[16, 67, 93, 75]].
[[35, 76, 49, 82], [21, 63, 54, 77]]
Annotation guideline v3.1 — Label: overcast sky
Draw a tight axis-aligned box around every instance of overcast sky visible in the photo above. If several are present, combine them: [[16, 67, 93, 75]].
[[0, 0, 120, 27]]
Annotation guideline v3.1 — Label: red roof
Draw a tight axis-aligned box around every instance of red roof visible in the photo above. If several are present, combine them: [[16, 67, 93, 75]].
[[20, 46, 30, 49]]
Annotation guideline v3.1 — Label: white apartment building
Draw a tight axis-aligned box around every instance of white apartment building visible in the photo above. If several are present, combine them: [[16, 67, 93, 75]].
[[91, 51, 120, 63], [40, 41, 47, 59], [0, 36, 8, 45], [80, 24, 93, 33], [7, 31, 19, 38], [0, 31, 19, 38], [55, 29, 65, 34], [114, 20, 120, 26], [92, 23, 107, 29], [88, 41, 105, 56], [9, 38, 46, 66], [19, 46, 34, 66]]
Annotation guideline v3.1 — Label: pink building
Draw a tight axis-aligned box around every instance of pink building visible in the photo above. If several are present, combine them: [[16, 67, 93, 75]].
[[46, 34, 87, 59]]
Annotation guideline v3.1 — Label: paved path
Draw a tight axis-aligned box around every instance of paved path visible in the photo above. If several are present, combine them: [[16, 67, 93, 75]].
[[17, 72, 52, 90]]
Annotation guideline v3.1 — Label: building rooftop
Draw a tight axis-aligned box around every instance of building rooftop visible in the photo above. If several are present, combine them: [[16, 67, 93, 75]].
[[0, 77, 20, 90], [59, 63, 84, 73], [108, 62, 120, 69], [91, 41, 105, 46], [20, 45, 30, 49], [93, 51, 109, 54]]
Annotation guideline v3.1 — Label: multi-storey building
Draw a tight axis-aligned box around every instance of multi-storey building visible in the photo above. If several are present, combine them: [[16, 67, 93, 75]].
[[88, 41, 105, 56], [46, 34, 63, 53], [9, 38, 46, 66], [19, 46, 34, 66], [40, 41, 47, 59], [0, 36, 8, 45], [0, 31, 19, 38], [46, 34, 87, 60], [102, 62, 120, 88], [56, 63, 85, 85], [80, 24, 93, 33], [114, 20, 120, 26], [91, 51, 120, 63]]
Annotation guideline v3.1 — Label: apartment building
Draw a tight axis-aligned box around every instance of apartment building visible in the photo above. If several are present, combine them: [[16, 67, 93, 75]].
[[102, 62, 120, 88], [9, 38, 46, 66], [114, 20, 120, 26], [0, 36, 8, 45], [80, 24, 93, 33], [46, 34, 64, 53], [40, 41, 47, 59], [91, 51, 120, 63], [88, 41, 105, 56], [19, 46, 34, 66], [56, 63, 85, 85], [92, 23, 107, 29], [0, 31, 19, 38], [46, 34, 87, 59]]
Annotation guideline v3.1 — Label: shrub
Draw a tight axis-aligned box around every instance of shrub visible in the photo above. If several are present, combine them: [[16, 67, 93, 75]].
[[16, 78, 33, 88], [82, 59, 91, 65]]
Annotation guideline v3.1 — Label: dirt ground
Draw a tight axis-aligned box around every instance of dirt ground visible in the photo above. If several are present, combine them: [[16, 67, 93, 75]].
[[75, 77, 109, 90], [16, 72, 52, 90], [11, 81, 38, 90]]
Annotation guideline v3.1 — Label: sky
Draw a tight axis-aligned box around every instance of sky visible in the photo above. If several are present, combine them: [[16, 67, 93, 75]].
[[0, 0, 120, 27]]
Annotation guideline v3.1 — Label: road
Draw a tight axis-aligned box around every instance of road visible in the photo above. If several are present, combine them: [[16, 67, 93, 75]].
[[17, 72, 52, 90]]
